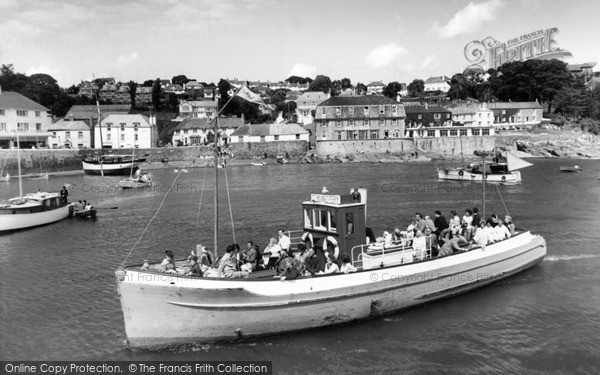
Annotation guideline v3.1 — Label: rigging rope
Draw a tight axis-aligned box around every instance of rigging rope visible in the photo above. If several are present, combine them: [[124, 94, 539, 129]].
[[120, 169, 185, 268], [196, 164, 207, 237], [223, 166, 236, 246]]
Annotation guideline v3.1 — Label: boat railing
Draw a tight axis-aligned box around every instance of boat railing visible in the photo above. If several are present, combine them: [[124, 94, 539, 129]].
[[287, 229, 305, 249], [351, 241, 433, 270]]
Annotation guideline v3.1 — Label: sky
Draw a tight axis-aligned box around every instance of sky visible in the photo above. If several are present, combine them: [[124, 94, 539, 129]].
[[1, 0, 599, 88]]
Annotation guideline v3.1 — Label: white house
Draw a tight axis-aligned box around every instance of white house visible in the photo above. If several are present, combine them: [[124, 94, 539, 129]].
[[367, 81, 386, 95], [171, 116, 244, 146], [47, 120, 92, 149], [177, 100, 218, 120], [295, 91, 331, 125], [448, 105, 494, 127], [94, 114, 157, 149], [424, 76, 451, 92], [230, 123, 309, 143], [0, 87, 53, 149]]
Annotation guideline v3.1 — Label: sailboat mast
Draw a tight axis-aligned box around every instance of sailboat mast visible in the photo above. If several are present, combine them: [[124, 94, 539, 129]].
[[482, 156, 486, 220], [16, 129, 22, 199], [95, 95, 105, 177], [213, 116, 219, 259]]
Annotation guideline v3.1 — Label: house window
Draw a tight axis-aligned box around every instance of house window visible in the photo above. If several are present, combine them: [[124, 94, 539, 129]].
[[17, 110, 27, 116], [238, 136, 243, 142], [296, 134, 300, 140], [418, 114, 422, 119], [379, 105, 385, 114], [0, 109, 5, 116], [349, 120, 354, 127], [107, 134, 111, 141], [482, 129, 490, 135], [106, 123, 112, 131], [65, 132, 71, 139], [336, 131, 342, 140], [77, 144, 83, 148], [260, 135, 265, 142], [274, 135, 279, 141], [17, 123, 29, 131], [336, 121, 342, 127], [346, 130, 355, 140], [349, 107, 354, 115], [434, 113, 440, 119], [392, 105, 397, 115], [363, 106, 369, 116], [478, 113, 482, 117], [446, 113, 450, 118], [370, 130, 378, 139], [460, 129, 467, 136], [120, 123, 125, 131], [320, 121, 327, 127], [78, 132, 83, 139], [36, 123, 42, 131], [359, 130, 368, 139], [35, 111, 41, 117], [0, 123, 7, 131], [392, 119, 397, 126], [450, 129, 458, 136], [440, 130, 448, 137], [379, 119, 385, 126], [135, 134, 139, 141], [427, 130, 435, 137], [335, 107, 341, 116], [121, 133, 125, 141], [184, 129, 188, 134], [472, 129, 480, 136], [193, 128, 198, 133], [355, 120, 362, 126], [133, 123, 139, 131]]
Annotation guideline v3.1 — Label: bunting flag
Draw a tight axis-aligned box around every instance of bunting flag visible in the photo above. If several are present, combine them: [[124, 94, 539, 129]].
[[231, 84, 266, 106]]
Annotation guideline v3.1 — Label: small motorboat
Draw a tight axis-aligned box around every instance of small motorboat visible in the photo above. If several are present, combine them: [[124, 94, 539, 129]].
[[0, 173, 9, 183], [118, 172, 152, 189], [560, 165, 583, 173], [251, 160, 266, 166], [73, 206, 97, 218]]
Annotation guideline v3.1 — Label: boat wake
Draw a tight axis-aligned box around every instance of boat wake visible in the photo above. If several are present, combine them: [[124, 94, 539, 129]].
[[543, 254, 600, 262]]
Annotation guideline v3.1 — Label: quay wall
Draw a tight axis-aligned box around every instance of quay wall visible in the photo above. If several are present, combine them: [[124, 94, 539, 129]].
[[227, 141, 309, 158], [315, 136, 495, 157]]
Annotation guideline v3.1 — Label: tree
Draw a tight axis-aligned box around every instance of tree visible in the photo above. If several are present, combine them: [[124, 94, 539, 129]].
[[0, 64, 28, 92], [308, 75, 332, 94], [152, 79, 162, 111], [382, 81, 404, 99], [172, 75, 189, 86], [407, 79, 425, 97], [340, 78, 353, 90], [355, 82, 367, 95], [142, 79, 154, 87], [128, 81, 138, 108], [286, 76, 313, 84], [446, 74, 470, 100]]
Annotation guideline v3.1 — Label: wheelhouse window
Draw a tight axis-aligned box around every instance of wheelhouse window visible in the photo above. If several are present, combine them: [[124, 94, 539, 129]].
[[310, 208, 337, 233]]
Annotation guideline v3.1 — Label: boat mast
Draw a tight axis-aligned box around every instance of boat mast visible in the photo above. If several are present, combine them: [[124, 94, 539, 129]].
[[94, 83, 105, 177], [482, 156, 486, 220], [16, 129, 22, 199], [213, 115, 219, 260]]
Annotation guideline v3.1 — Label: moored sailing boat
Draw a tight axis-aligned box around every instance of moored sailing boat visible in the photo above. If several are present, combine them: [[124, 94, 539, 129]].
[[114, 88, 547, 349], [0, 131, 71, 233]]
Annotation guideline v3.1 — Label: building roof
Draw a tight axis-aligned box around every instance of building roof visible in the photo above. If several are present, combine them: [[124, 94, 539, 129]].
[[486, 101, 543, 109], [567, 62, 597, 71], [180, 100, 218, 108], [230, 123, 308, 137], [367, 81, 385, 87], [297, 91, 330, 101], [65, 104, 131, 120], [586, 77, 600, 90], [404, 105, 451, 114], [0, 90, 49, 111], [425, 76, 450, 84], [319, 95, 398, 107], [102, 113, 151, 125], [46, 120, 91, 131], [174, 117, 244, 131]]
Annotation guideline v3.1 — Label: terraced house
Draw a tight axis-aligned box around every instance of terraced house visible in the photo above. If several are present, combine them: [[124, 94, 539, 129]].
[[0, 87, 52, 148], [314, 95, 406, 141]]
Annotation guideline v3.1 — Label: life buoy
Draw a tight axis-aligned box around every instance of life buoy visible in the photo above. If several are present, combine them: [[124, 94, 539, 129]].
[[501, 176, 506, 182], [325, 236, 340, 259], [458, 170, 464, 177], [301, 232, 314, 248]]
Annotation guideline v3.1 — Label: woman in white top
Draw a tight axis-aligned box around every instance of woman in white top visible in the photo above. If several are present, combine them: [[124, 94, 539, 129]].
[[412, 230, 427, 260], [324, 256, 340, 274], [449, 210, 461, 234]]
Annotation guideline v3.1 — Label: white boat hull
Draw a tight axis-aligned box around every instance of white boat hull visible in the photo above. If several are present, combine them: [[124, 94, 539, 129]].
[[82, 161, 138, 175], [438, 169, 521, 184], [0, 205, 71, 232], [116, 232, 546, 348]]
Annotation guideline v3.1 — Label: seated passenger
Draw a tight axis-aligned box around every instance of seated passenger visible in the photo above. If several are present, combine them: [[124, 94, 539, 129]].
[[449, 210, 461, 235], [424, 215, 436, 233], [504, 215, 515, 235], [280, 259, 301, 280], [412, 230, 427, 260], [383, 231, 393, 249], [241, 243, 259, 272], [423, 228, 438, 257], [160, 250, 177, 273], [494, 220, 512, 240], [304, 248, 323, 276], [218, 245, 249, 278], [323, 255, 340, 274], [484, 220, 499, 243], [340, 254, 357, 274], [263, 238, 282, 269], [490, 213, 499, 227], [437, 233, 469, 258], [186, 256, 203, 277], [471, 221, 488, 250], [393, 228, 403, 243]]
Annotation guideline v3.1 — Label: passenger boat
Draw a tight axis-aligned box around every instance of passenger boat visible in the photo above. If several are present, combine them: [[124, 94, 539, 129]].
[[82, 155, 146, 175], [0, 133, 71, 232], [438, 152, 532, 184], [115, 90, 547, 349], [560, 165, 582, 173]]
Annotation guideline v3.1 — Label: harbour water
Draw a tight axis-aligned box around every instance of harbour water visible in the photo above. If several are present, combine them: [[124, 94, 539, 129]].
[[1, 159, 599, 374]]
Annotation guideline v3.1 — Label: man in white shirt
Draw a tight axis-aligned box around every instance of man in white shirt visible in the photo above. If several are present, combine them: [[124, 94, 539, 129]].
[[412, 230, 427, 260], [494, 220, 512, 241], [472, 221, 488, 249], [483, 221, 498, 243], [278, 229, 291, 254]]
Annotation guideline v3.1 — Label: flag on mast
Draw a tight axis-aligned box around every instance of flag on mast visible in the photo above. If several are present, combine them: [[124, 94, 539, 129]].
[[229, 84, 266, 106]]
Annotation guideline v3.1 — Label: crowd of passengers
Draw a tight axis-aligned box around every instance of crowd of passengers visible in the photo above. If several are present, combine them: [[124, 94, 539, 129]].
[[144, 228, 356, 280], [376, 208, 515, 260]]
